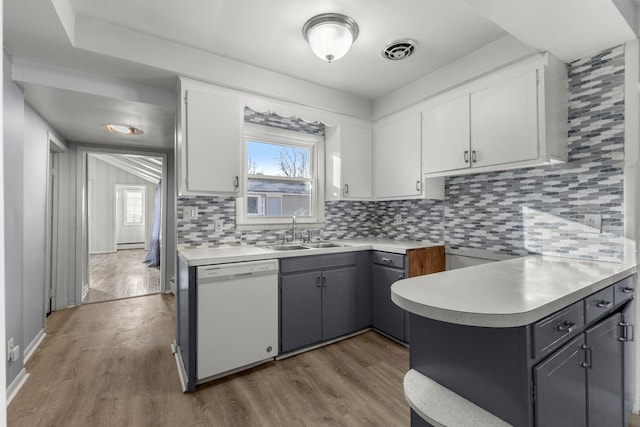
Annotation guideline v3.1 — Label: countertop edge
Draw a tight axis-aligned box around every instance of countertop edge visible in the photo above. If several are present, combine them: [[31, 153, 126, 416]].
[[178, 239, 442, 266], [392, 261, 637, 327]]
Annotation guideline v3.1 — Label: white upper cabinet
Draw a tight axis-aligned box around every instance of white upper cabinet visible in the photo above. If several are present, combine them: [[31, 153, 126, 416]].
[[470, 70, 539, 168], [177, 78, 242, 196], [325, 124, 373, 200], [422, 94, 470, 174], [374, 113, 423, 200], [421, 53, 568, 177]]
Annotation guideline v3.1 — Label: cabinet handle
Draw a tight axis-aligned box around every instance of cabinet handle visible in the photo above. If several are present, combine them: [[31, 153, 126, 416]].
[[416, 180, 421, 192], [322, 276, 327, 288], [381, 257, 392, 264], [557, 321, 576, 332], [464, 150, 469, 163], [397, 274, 404, 280], [619, 322, 634, 342], [596, 300, 612, 309], [471, 150, 477, 163], [581, 344, 592, 368], [316, 276, 321, 287], [234, 176, 239, 188], [343, 184, 349, 196], [623, 287, 635, 293]]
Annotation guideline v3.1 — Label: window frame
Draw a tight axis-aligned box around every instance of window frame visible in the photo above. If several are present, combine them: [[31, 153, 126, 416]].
[[122, 186, 145, 227], [237, 122, 325, 229]]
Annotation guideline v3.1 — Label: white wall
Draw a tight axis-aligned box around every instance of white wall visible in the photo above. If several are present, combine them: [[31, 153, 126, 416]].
[[22, 105, 61, 360], [1, 4, 9, 417], [88, 155, 155, 254], [3, 49, 25, 388]]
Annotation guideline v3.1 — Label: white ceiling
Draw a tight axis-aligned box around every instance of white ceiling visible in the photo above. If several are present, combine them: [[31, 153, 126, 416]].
[[4, 0, 640, 150]]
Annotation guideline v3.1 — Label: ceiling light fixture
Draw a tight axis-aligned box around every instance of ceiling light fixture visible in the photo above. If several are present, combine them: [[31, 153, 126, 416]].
[[302, 13, 359, 63], [104, 123, 144, 135]]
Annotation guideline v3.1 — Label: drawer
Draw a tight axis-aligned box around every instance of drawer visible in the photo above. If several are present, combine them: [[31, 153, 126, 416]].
[[280, 253, 357, 274], [532, 301, 584, 359], [613, 275, 636, 306], [372, 251, 405, 269], [584, 285, 615, 324]]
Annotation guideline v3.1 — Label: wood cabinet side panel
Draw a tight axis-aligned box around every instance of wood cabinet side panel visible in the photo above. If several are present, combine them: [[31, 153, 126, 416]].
[[407, 246, 445, 277]]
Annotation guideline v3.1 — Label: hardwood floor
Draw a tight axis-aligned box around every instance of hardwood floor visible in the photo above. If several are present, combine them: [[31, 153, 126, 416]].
[[85, 249, 160, 304], [8, 294, 410, 426]]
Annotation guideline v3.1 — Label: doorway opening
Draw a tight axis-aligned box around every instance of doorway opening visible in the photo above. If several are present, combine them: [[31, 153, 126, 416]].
[[84, 152, 164, 304]]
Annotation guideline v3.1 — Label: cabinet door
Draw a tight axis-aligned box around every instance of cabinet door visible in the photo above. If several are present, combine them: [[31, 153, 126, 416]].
[[322, 267, 357, 341], [621, 301, 635, 427], [185, 89, 241, 194], [422, 95, 470, 174], [280, 271, 322, 353], [371, 264, 405, 341], [374, 113, 422, 199], [470, 70, 539, 168], [585, 313, 624, 427], [341, 125, 373, 199], [534, 334, 587, 427]]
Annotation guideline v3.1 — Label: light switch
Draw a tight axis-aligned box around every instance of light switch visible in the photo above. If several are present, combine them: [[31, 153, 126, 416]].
[[184, 207, 198, 220]]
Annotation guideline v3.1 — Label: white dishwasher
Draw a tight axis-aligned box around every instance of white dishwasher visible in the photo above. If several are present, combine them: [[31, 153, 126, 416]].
[[196, 259, 278, 382]]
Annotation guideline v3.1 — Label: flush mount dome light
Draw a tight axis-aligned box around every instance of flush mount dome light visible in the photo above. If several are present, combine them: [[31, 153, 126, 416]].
[[104, 123, 144, 135], [302, 13, 359, 63]]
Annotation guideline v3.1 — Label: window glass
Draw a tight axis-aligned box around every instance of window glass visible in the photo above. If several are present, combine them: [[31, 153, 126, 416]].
[[123, 189, 144, 225]]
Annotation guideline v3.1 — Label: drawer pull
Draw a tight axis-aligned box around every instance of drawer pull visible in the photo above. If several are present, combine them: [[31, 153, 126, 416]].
[[557, 321, 576, 333], [381, 257, 392, 263], [622, 287, 635, 293], [397, 274, 404, 280], [596, 300, 612, 309]]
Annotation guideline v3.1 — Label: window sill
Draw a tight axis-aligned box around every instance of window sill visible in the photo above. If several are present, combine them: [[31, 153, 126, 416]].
[[235, 222, 326, 232]]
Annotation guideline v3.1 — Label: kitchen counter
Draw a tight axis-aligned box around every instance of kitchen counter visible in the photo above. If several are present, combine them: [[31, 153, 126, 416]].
[[391, 252, 637, 328], [178, 238, 439, 267]]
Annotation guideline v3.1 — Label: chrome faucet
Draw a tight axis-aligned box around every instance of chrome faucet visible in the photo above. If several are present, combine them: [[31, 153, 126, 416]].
[[290, 216, 296, 242]]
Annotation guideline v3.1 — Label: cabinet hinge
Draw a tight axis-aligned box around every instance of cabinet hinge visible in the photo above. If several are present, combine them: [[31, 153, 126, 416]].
[[184, 94, 188, 105]]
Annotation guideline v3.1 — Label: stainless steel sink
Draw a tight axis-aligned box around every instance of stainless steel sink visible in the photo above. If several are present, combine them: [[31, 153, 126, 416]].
[[260, 241, 347, 251], [262, 244, 310, 251], [303, 242, 344, 248]]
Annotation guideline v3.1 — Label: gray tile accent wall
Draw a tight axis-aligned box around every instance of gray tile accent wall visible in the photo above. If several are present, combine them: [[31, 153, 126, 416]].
[[244, 107, 325, 135], [177, 46, 625, 262], [444, 45, 625, 261]]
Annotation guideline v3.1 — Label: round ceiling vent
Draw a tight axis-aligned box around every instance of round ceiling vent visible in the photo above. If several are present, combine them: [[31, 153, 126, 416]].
[[382, 40, 417, 61]]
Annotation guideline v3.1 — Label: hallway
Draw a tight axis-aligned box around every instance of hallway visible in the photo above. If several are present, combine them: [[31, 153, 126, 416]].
[[85, 249, 160, 304]]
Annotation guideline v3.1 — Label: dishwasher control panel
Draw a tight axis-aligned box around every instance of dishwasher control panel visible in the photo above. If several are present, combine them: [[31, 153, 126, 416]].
[[197, 259, 278, 281]]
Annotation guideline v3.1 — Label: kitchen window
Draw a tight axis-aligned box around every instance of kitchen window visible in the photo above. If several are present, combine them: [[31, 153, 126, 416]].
[[237, 123, 324, 228]]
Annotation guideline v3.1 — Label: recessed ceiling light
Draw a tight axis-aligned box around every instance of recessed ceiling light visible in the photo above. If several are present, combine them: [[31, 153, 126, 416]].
[[104, 123, 144, 135]]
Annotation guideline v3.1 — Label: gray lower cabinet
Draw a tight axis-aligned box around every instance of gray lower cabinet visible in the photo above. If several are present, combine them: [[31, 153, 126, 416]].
[[372, 264, 405, 341], [280, 270, 323, 353], [535, 306, 632, 427], [280, 254, 357, 353], [371, 251, 406, 342], [534, 334, 587, 426], [409, 274, 636, 427]]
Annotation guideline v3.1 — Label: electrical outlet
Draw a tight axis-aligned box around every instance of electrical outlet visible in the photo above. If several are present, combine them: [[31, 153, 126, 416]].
[[394, 214, 402, 225], [215, 219, 224, 233], [584, 213, 602, 233], [184, 207, 198, 220], [7, 337, 18, 362]]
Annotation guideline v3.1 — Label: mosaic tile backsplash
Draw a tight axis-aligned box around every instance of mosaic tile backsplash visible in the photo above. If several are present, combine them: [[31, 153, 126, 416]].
[[178, 45, 626, 262], [445, 45, 625, 261]]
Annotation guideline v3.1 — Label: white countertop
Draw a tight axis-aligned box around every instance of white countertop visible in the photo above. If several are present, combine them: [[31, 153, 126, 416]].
[[392, 252, 637, 328], [178, 238, 439, 267]]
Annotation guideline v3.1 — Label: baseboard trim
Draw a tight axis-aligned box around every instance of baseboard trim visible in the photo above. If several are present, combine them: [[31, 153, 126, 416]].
[[24, 329, 46, 364], [6, 368, 29, 406], [171, 341, 188, 393], [276, 328, 371, 360]]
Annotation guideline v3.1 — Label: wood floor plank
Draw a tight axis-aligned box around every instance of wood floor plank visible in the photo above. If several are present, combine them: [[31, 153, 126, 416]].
[[9, 294, 410, 426]]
